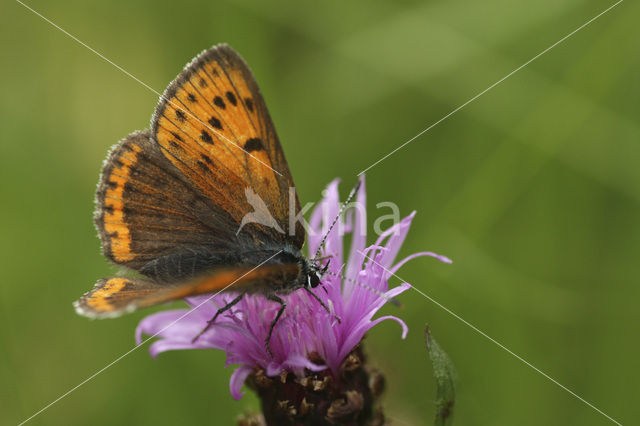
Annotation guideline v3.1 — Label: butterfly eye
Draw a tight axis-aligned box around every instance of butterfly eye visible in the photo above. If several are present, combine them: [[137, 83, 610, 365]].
[[309, 273, 321, 288]]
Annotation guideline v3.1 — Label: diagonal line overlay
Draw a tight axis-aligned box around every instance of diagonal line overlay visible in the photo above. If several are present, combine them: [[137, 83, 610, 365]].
[[14, 0, 626, 424], [357, 0, 624, 175]]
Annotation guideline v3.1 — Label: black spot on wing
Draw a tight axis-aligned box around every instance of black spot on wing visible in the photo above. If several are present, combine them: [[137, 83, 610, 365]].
[[170, 141, 185, 152], [225, 91, 237, 106], [176, 110, 186, 122], [244, 98, 254, 112], [200, 130, 213, 144], [208, 117, 222, 129], [170, 131, 183, 142], [187, 93, 197, 102], [196, 161, 209, 174], [244, 138, 264, 152], [213, 96, 226, 109], [201, 154, 213, 165], [199, 78, 207, 88]]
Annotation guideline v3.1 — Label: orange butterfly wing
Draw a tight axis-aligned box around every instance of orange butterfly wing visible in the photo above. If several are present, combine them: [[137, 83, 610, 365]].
[[83, 46, 308, 319], [95, 130, 244, 275], [151, 44, 304, 249], [75, 263, 302, 318]]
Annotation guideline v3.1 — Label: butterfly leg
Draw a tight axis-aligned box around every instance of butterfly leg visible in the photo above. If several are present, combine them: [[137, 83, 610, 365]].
[[304, 287, 341, 324], [191, 293, 244, 343], [265, 294, 286, 357]]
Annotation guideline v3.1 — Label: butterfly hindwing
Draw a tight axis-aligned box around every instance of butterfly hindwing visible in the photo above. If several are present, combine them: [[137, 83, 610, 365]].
[[151, 44, 304, 249], [75, 263, 303, 319], [74, 277, 164, 318]]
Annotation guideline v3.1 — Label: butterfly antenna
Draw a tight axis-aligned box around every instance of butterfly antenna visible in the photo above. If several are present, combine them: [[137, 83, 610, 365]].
[[322, 269, 403, 307], [312, 179, 362, 261]]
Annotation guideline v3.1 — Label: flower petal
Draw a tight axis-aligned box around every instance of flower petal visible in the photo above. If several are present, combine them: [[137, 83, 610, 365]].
[[369, 315, 409, 339], [284, 354, 327, 373], [338, 313, 409, 362], [374, 212, 416, 268], [346, 175, 367, 285], [229, 365, 253, 400], [388, 251, 452, 278], [361, 283, 412, 325], [135, 309, 195, 344], [148, 339, 215, 358], [322, 179, 343, 268], [308, 178, 341, 259], [266, 361, 284, 377]]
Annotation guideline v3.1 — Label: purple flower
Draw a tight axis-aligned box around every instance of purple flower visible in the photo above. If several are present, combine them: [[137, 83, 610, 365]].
[[136, 177, 451, 400]]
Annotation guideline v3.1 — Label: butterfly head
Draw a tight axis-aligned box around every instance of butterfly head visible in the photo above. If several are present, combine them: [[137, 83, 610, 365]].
[[305, 259, 330, 289]]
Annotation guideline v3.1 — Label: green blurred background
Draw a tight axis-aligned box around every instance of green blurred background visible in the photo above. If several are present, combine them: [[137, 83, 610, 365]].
[[1, 0, 638, 424]]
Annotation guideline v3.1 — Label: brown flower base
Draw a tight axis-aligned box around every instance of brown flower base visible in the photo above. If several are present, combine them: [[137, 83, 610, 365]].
[[238, 345, 385, 426]]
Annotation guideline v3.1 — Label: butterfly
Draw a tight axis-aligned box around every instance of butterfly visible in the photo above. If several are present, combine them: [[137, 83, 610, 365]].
[[74, 44, 341, 355]]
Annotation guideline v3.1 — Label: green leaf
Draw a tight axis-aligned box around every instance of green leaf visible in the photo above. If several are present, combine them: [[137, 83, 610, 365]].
[[425, 324, 457, 426]]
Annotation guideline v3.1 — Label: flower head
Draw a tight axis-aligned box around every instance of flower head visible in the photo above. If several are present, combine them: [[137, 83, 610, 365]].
[[136, 176, 450, 400]]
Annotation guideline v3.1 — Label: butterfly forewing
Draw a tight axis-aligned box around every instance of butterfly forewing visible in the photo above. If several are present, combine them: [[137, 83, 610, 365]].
[[152, 44, 303, 248]]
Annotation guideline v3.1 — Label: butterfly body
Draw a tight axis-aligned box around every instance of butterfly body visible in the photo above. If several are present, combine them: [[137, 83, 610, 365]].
[[75, 45, 324, 336]]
